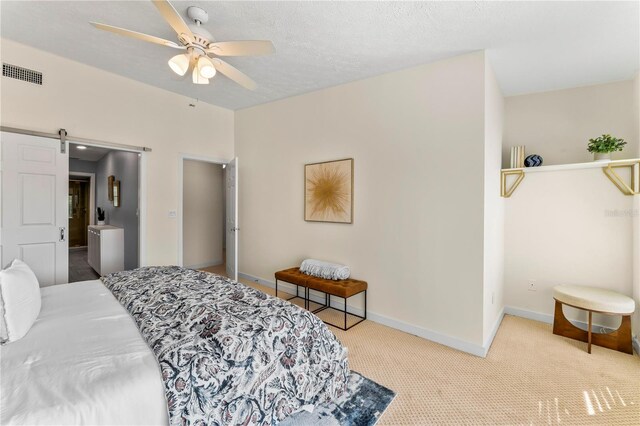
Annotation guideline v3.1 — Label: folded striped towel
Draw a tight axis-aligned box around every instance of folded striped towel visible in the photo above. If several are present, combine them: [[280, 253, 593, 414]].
[[300, 259, 350, 281]]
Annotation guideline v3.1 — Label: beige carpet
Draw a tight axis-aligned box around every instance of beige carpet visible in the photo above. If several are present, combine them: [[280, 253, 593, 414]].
[[201, 268, 640, 425]]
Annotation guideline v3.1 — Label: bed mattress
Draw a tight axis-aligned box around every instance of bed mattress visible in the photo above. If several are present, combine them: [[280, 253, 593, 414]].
[[1, 269, 350, 425], [0, 280, 168, 425]]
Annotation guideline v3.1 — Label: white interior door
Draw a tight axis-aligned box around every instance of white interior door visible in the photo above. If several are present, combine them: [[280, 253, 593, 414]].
[[1, 131, 69, 286], [225, 157, 238, 281]]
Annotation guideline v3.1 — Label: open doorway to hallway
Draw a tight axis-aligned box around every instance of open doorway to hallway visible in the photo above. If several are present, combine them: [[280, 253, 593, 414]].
[[182, 159, 227, 277], [68, 143, 140, 282], [69, 174, 100, 282]]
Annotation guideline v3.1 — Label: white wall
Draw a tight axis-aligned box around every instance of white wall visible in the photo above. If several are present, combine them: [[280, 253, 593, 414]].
[[0, 39, 234, 266], [183, 160, 224, 268], [236, 52, 500, 352], [503, 78, 638, 335], [96, 150, 139, 270], [633, 71, 640, 342], [504, 168, 634, 328], [504, 80, 637, 167], [483, 59, 505, 345]]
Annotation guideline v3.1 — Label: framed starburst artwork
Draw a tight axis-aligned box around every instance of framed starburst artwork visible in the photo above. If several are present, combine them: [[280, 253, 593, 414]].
[[305, 158, 353, 223]]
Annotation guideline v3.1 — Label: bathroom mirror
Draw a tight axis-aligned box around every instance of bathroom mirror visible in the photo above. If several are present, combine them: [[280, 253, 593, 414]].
[[113, 180, 121, 207], [108, 175, 115, 201]]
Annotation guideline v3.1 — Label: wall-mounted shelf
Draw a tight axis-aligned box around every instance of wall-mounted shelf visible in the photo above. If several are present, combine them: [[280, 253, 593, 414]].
[[501, 159, 640, 198]]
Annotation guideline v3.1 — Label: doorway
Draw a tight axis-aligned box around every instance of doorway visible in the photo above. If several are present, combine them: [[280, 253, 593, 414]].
[[69, 177, 91, 247], [68, 174, 99, 282], [0, 129, 148, 287], [68, 142, 141, 282], [179, 155, 238, 280], [182, 160, 226, 271]]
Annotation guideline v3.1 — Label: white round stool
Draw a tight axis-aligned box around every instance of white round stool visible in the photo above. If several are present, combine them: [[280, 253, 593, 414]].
[[552, 285, 635, 354]]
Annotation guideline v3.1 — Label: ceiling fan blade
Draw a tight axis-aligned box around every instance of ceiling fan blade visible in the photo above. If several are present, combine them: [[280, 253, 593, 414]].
[[211, 58, 257, 90], [186, 55, 196, 79], [90, 22, 185, 49], [207, 41, 275, 57], [151, 0, 194, 40]]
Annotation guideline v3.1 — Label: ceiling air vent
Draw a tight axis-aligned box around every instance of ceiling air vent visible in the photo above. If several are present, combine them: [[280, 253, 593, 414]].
[[2, 63, 43, 85]]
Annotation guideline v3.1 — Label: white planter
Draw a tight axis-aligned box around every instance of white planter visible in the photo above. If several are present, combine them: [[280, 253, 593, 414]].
[[594, 152, 611, 162], [97, 220, 106, 226]]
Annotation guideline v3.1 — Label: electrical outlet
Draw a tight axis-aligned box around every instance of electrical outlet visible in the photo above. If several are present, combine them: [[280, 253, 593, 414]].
[[492, 292, 495, 305], [168, 210, 177, 218], [528, 280, 537, 291]]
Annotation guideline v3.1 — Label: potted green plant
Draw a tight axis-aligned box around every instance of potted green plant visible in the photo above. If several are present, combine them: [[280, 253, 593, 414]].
[[587, 134, 627, 162], [97, 207, 106, 225]]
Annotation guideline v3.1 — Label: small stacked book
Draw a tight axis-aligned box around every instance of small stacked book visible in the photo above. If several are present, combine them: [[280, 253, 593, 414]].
[[510, 146, 526, 168]]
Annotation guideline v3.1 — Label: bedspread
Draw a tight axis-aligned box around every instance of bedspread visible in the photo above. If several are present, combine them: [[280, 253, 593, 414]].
[[101, 266, 349, 426]]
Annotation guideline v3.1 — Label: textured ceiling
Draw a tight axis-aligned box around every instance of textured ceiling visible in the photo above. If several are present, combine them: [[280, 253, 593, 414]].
[[69, 143, 111, 162], [1, 1, 638, 110]]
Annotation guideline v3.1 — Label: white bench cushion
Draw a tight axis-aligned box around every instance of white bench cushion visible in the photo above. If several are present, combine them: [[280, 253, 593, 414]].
[[553, 285, 635, 314]]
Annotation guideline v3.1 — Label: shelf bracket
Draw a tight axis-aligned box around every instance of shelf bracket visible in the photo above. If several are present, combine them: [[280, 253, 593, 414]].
[[603, 160, 639, 196], [501, 169, 525, 198]]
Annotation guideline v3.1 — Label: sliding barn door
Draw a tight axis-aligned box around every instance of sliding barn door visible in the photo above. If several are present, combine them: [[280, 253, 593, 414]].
[[225, 157, 238, 281], [1, 131, 69, 286]]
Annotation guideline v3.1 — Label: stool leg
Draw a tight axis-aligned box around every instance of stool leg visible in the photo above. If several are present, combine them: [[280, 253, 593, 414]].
[[588, 311, 592, 354], [275, 279, 278, 298], [344, 297, 347, 330], [364, 290, 367, 320], [619, 315, 633, 354]]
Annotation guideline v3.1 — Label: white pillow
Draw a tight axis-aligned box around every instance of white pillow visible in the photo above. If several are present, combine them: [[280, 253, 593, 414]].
[[0, 259, 41, 343], [0, 290, 7, 342]]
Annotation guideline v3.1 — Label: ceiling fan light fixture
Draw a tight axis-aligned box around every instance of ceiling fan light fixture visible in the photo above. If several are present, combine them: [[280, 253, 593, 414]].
[[192, 66, 209, 85], [168, 53, 190, 76], [197, 56, 217, 79], [90, 1, 273, 90]]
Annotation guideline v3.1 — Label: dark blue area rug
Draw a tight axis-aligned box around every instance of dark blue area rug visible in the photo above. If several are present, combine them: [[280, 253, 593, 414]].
[[280, 371, 396, 426]]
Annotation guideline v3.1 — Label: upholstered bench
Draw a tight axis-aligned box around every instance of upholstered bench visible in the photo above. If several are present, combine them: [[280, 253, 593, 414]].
[[552, 285, 635, 354], [274, 267, 367, 330]]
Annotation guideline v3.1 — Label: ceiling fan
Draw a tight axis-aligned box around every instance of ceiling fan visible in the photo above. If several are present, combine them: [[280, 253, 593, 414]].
[[90, 0, 274, 90]]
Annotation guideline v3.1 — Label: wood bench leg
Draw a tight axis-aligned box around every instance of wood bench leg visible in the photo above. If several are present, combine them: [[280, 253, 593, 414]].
[[588, 311, 592, 354], [553, 300, 633, 354]]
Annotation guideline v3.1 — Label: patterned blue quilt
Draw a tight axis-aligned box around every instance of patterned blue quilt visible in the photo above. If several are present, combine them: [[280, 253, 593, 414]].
[[102, 266, 349, 425]]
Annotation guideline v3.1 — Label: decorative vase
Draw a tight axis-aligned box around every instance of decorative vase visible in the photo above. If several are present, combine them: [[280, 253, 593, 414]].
[[97, 220, 105, 225], [594, 152, 611, 162], [524, 154, 543, 167]]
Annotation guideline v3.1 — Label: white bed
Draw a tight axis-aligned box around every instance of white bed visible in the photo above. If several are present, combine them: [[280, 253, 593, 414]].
[[0, 280, 168, 425]]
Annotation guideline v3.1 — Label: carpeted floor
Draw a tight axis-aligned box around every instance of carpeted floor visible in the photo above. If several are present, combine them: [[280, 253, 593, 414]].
[[329, 315, 639, 426], [200, 268, 640, 425]]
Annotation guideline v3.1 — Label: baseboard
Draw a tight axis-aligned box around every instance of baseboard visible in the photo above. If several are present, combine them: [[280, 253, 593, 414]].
[[504, 306, 553, 324], [482, 308, 505, 357], [186, 260, 223, 270], [239, 272, 356, 312], [504, 305, 618, 334], [239, 272, 639, 357], [238, 271, 489, 358]]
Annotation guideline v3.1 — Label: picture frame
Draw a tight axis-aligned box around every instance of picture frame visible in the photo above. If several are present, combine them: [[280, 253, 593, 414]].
[[108, 175, 115, 201], [113, 180, 121, 208], [304, 158, 353, 223]]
